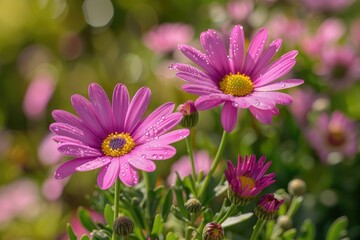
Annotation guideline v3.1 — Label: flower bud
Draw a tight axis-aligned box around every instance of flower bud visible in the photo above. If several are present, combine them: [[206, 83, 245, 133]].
[[255, 194, 284, 221], [185, 198, 202, 214], [202, 222, 224, 240], [277, 215, 293, 230], [178, 100, 199, 128], [288, 178, 307, 196], [113, 216, 134, 236]]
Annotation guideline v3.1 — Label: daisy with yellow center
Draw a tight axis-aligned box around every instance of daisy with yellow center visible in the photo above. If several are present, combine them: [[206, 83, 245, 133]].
[[219, 73, 254, 97], [101, 132, 135, 157], [225, 155, 275, 206]]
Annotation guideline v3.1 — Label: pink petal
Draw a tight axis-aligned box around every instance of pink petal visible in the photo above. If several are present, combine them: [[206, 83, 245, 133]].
[[76, 157, 111, 171], [255, 79, 304, 91], [244, 94, 276, 110], [50, 123, 99, 147], [221, 102, 238, 132], [97, 158, 120, 190], [52, 110, 99, 145], [119, 160, 138, 186], [52, 135, 84, 145], [243, 28, 268, 75], [126, 154, 156, 171], [233, 97, 251, 108], [182, 84, 222, 95], [252, 91, 293, 105], [170, 63, 211, 80], [229, 25, 245, 73], [250, 39, 282, 77], [134, 144, 177, 160], [58, 143, 102, 157], [88, 83, 114, 133], [124, 87, 151, 133], [133, 102, 175, 140], [200, 29, 230, 74], [178, 44, 220, 79], [176, 72, 217, 88], [112, 83, 130, 133], [152, 129, 190, 145], [253, 59, 296, 87], [55, 157, 96, 179], [71, 94, 106, 138], [195, 94, 228, 110], [249, 106, 279, 124]]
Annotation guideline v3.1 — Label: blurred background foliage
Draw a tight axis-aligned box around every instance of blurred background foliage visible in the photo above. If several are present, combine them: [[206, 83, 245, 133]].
[[0, 0, 359, 239]]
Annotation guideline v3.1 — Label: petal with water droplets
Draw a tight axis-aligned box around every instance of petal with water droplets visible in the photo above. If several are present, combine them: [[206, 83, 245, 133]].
[[55, 157, 96, 179], [119, 159, 138, 186], [76, 157, 111, 171], [97, 158, 120, 190], [58, 143, 102, 157]]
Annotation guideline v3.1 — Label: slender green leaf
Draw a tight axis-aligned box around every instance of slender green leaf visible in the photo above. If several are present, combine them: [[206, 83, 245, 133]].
[[104, 204, 114, 226], [151, 214, 164, 236], [162, 189, 173, 221], [298, 219, 315, 240], [78, 207, 97, 231], [326, 216, 348, 240], [222, 213, 253, 228], [66, 223, 77, 240], [282, 229, 297, 240], [80, 234, 91, 240], [166, 232, 179, 240]]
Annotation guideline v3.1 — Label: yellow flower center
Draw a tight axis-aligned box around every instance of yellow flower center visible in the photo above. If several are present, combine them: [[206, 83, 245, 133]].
[[239, 176, 255, 191], [101, 132, 135, 157], [219, 73, 254, 97]]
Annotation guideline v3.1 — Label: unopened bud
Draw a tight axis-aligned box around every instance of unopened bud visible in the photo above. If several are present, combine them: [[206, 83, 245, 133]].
[[185, 198, 202, 214], [113, 216, 134, 236], [277, 215, 293, 230], [202, 222, 224, 240], [178, 100, 198, 128], [255, 194, 284, 221], [288, 179, 307, 196]]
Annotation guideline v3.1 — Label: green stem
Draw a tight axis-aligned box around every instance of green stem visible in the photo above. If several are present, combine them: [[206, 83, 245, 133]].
[[250, 218, 266, 240], [286, 196, 303, 218], [198, 130, 229, 198], [218, 203, 237, 224], [112, 179, 121, 240], [185, 130, 198, 197], [143, 172, 152, 236]]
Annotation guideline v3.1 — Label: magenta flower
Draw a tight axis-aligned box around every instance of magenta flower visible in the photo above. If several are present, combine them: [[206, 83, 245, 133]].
[[170, 25, 304, 132], [50, 83, 189, 189], [225, 155, 275, 205], [255, 193, 284, 220], [306, 111, 358, 164]]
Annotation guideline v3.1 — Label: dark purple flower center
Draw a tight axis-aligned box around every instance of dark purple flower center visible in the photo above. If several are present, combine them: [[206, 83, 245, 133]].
[[109, 138, 126, 150], [327, 129, 345, 147]]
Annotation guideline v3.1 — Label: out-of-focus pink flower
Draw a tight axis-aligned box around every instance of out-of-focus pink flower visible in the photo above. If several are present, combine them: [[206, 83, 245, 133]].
[[167, 151, 212, 186], [59, 32, 84, 60], [41, 177, 68, 201], [23, 73, 56, 119], [60, 210, 105, 240], [350, 19, 360, 49], [266, 14, 306, 45], [301, 19, 345, 56], [302, 0, 354, 11], [143, 23, 194, 54], [316, 46, 360, 89], [306, 111, 358, 164], [38, 132, 63, 165], [289, 88, 316, 126], [227, 0, 253, 22], [0, 179, 40, 226]]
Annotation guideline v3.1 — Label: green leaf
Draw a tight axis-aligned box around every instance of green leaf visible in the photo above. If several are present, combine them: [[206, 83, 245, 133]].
[[298, 219, 315, 240], [166, 232, 179, 240], [183, 176, 196, 195], [151, 214, 164, 236], [222, 212, 253, 228], [162, 189, 173, 221], [77, 207, 97, 232], [80, 234, 91, 240], [203, 208, 214, 222], [104, 204, 114, 226], [326, 216, 348, 240], [66, 223, 77, 240], [282, 229, 297, 240]]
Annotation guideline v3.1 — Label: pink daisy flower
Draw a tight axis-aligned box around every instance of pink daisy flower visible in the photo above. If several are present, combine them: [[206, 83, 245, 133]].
[[170, 25, 304, 132], [306, 111, 358, 164], [225, 155, 275, 206], [255, 193, 284, 220], [50, 83, 189, 189]]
